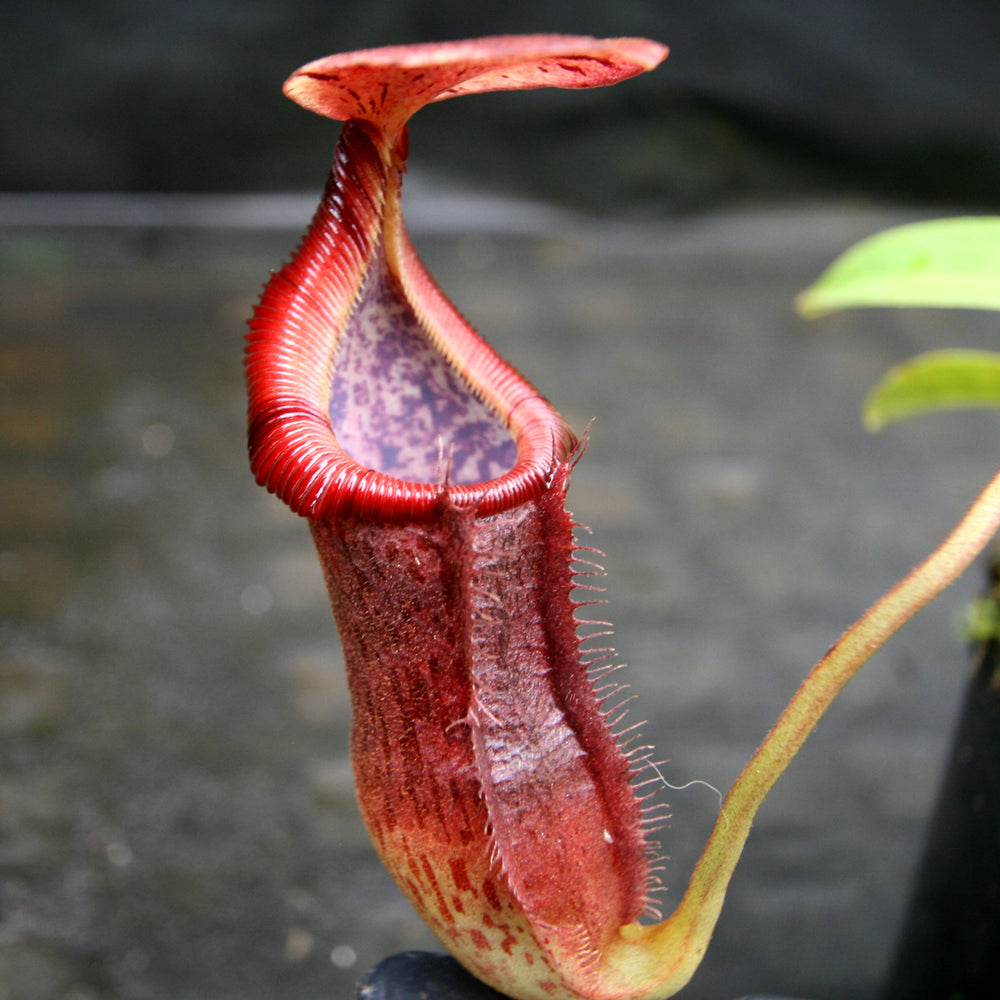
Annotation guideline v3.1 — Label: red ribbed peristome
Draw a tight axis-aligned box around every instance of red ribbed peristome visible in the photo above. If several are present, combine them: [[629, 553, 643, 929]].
[[245, 119, 576, 522]]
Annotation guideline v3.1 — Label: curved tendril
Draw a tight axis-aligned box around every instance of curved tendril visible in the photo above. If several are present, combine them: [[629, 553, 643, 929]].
[[619, 466, 1000, 999]]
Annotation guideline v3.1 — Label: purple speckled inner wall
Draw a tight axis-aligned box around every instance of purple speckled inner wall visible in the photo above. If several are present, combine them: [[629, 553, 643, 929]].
[[328, 244, 518, 485]]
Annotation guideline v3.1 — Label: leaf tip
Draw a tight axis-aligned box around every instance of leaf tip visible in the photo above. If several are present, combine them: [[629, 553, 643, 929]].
[[793, 289, 825, 320], [861, 400, 888, 433]]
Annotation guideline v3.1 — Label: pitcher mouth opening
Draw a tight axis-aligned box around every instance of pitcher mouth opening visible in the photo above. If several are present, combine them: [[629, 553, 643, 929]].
[[327, 241, 519, 488], [247, 256, 576, 523], [246, 117, 577, 524]]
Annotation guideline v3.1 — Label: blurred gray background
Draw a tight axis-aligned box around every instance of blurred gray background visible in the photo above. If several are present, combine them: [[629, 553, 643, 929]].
[[3, 3, 1000, 1000]]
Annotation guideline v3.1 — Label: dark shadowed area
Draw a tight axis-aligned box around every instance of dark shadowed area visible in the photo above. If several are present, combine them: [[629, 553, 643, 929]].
[[3, 0, 1000, 211], [3, 3, 1000, 1000]]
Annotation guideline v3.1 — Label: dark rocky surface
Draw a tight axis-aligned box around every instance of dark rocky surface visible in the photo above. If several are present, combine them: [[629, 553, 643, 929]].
[[3, 192, 1000, 1000], [4, 0, 1000, 211]]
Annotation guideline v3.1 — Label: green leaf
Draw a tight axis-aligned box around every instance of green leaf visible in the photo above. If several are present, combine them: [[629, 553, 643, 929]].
[[864, 349, 1000, 430], [797, 217, 1000, 317]]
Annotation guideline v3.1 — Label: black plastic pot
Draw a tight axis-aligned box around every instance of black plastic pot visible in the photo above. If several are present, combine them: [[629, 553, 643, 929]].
[[357, 951, 508, 1000]]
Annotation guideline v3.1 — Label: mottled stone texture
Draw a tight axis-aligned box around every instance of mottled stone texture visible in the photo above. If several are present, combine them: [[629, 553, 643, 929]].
[[3, 202, 998, 999]]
